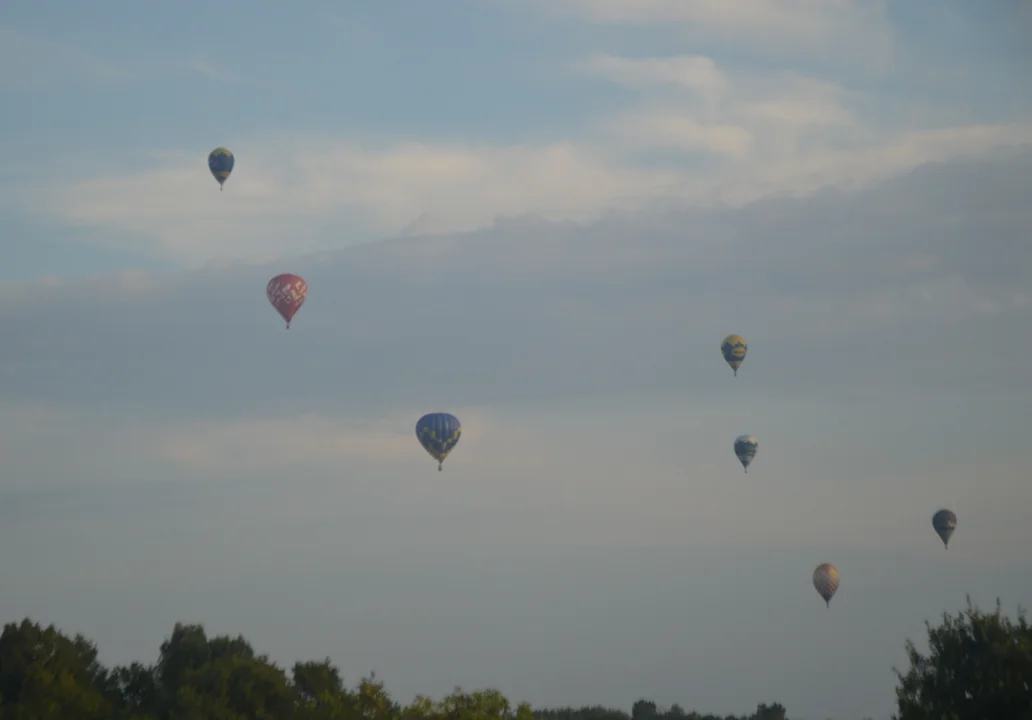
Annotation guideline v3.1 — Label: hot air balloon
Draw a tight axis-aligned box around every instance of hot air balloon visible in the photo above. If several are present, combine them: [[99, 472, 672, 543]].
[[813, 563, 840, 608], [734, 434, 758, 473], [266, 273, 307, 329], [208, 147, 235, 191], [932, 509, 957, 549], [721, 334, 747, 376], [415, 412, 462, 471]]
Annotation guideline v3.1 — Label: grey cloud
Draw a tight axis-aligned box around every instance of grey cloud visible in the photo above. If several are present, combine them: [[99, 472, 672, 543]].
[[1, 151, 1029, 421]]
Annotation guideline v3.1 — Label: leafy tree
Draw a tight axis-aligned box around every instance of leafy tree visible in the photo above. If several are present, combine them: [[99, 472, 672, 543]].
[[750, 703, 787, 720], [0, 619, 113, 720], [632, 700, 659, 720], [292, 658, 356, 720], [293, 659, 345, 701], [534, 705, 631, 720], [23, 610, 1024, 719], [352, 673, 401, 720], [106, 661, 161, 719], [893, 596, 1032, 719], [152, 622, 297, 719], [533, 701, 791, 720]]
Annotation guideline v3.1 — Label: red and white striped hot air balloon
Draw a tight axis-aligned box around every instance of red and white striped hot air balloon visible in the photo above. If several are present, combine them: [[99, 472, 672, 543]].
[[266, 273, 307, 329]]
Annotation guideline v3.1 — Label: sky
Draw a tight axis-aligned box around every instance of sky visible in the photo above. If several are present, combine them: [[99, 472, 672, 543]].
[[1, 1, 1031, 719]]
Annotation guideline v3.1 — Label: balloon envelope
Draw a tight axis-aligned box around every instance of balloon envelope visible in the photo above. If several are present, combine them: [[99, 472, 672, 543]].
[[266, 274, 307, 328], [721, 334, 748, 376], [813, 563, 840, 607], [208, 147, 235, 189], [415, 412, 462, 471], [932, 509, 957, 549], [734, 434, 758, 472]]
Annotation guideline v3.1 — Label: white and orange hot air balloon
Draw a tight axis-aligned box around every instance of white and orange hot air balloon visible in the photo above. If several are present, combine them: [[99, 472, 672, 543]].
[[813, 563, 840, 608]]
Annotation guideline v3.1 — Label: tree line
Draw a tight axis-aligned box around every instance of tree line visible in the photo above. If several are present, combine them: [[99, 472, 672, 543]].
[[0, 598, 1027, 719]]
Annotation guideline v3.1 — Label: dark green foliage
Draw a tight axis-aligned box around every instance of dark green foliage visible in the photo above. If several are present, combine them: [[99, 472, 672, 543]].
[[0, 617, 788, 720], [893, 596, 1032, 720], [536, 701, 787, 720], [0, 601, 1028, 719], [0, 619, 113, 720]]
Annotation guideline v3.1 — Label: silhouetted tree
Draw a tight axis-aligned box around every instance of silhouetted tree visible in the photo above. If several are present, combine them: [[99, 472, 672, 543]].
[[6, 606, 1023, 720], [893, 596, 1032, 719], [750, 703, 787, 720], [631, 700, 658, 720]]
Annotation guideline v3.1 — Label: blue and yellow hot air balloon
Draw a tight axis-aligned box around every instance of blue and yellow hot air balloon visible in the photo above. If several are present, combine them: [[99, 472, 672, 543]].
[[734, 434, 758, 473], [208, 147, 235, 191], [415, 412, 462, 471], [932, 509, 957, 549], [721, 334, 747, 376]]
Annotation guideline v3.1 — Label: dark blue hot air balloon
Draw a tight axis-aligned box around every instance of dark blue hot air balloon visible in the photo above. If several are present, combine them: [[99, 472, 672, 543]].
[[932, 509, 957, 549], [415, 412, 462, 471], [208, 147, 234, 191]]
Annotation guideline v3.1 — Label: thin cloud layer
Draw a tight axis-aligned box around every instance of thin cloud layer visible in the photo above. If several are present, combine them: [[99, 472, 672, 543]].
[[27, 45, 1031, 265], [531, 0, 894, 66], [0, 26, 132, 88], [2, 152, 1029, 422], [37, 141, 680, 263], [32, 120, 1032, 265]]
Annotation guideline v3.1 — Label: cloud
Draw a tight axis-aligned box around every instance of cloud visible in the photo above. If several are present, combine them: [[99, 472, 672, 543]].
[[0, 26, 131, 88], [587, 53, 1032, 205], [0, 403, 510, 493], [609, 56, 864, 146], [146, 413, 419, 477], [604, 112, 754, 158], [27, 120, 1032, 266], [3, 150, 1030, 424], [583, 53, 861, 125], [532, 0, 893, 66], [581, 54, 728, 98], [22, 41, 1029, 266], [32, 140, 680, 264], [660, 122, 1032, 207], [186, 52, 254, 85]]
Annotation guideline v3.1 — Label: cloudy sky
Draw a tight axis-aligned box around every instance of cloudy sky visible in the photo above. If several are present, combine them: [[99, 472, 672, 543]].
[[1, 2, 1031, 718]]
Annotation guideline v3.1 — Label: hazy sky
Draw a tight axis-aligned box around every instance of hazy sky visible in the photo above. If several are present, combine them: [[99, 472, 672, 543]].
[[1, 2, 1031, 719]]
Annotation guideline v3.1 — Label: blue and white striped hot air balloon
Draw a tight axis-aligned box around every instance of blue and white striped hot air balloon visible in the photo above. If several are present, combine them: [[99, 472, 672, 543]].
[[734, 434, 758, 473]]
